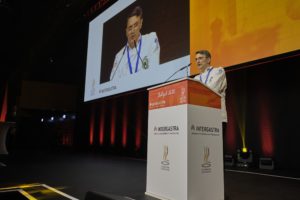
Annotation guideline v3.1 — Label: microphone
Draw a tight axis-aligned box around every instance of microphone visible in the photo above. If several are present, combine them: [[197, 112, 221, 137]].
[[165, 63, 191, 82], [134, 40, 146, 69], [110, 46, 126, 80]]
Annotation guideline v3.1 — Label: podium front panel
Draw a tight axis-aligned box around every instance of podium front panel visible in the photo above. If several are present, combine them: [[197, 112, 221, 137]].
[[146, 79, 223, 200], [146, 104, 188, 200]]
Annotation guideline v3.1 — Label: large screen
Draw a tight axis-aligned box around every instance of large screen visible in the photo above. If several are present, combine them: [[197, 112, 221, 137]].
[[85, 0, 189, 101], [85, 0, 300, 101], [190, 0, 300, 74]]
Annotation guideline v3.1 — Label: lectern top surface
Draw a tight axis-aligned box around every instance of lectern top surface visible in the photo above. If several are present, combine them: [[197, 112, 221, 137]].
[[147, 77, 221, 97]]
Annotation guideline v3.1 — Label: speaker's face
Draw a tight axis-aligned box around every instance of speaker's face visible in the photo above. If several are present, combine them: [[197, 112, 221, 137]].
[[126, 16, 143, 48]]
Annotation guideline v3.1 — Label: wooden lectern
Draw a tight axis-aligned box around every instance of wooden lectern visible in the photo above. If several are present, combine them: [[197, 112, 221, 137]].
[[146, 78, 224, 200]]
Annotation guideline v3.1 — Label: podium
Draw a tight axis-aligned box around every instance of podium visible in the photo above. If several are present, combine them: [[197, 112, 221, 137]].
[[146, 78, 224, 200]]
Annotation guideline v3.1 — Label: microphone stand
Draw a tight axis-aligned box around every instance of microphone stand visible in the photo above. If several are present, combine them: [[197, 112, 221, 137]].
[[165, 63, 191, 82], [110, 46, 126, 80]]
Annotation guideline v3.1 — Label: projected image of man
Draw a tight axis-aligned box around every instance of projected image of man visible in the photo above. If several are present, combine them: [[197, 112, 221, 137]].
[[110, 6, 160, 80]]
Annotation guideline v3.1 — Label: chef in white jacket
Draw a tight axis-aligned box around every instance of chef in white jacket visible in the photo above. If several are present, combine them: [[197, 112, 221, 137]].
[[110, 6, 160, 81], [194, 50, 227, 123]]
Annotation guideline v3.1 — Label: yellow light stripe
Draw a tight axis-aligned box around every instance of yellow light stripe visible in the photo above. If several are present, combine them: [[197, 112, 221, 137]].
[[41, 184, 79, 200], [0, 183, 78, 200], [19, 189, 37, 200], [0, 183, 42, 191]]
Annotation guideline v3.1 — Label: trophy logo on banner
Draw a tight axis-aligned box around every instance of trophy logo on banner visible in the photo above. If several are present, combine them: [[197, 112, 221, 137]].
[[161, 145, 170, 171], [201, 146, 212, 173]]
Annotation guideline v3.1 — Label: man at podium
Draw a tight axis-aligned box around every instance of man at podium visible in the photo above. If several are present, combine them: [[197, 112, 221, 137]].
[[194, 50, 227, 127]]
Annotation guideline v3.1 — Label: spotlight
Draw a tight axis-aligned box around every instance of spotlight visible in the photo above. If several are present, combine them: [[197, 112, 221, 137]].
[[62, 114, 66, 119], [236, 149, 253, 168], [41, 118, 44, 122], [50, 117, 54, 121]]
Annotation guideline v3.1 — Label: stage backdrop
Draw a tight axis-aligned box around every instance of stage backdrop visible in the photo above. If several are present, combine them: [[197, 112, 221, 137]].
[[85, 0, 300, 101], [190, 0, 300, 74]]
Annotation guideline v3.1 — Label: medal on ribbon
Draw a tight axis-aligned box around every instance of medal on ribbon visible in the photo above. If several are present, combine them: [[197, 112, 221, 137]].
[[142, 56, 149, 69]]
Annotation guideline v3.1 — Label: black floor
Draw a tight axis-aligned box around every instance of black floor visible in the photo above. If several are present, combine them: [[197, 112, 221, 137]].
[[1, 151, 300, 200]]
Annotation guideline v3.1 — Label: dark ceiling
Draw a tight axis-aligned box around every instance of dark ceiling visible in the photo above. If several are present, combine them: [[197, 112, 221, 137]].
[[0, 0, 101, 85]]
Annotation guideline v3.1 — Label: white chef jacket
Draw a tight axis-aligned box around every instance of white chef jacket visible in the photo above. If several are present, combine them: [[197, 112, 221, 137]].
[[110, 32, 160, 80], [194, 66, 228, 122]]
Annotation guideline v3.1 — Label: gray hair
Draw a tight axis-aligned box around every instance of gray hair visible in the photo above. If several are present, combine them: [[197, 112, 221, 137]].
[[195, 50, 211, 59], [128, 6, 143, 19]]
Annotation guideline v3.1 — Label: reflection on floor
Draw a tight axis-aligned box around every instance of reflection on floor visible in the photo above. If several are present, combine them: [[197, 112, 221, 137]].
[[1, 152, 300, 200], [0, 183, 78, 200]]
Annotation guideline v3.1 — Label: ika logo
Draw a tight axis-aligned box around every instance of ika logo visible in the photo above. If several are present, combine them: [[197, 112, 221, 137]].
[[181, 87, 186, 96], [201, 146, 212, 173], [179, 87, 187, 103], [161, 145, 170, 171]]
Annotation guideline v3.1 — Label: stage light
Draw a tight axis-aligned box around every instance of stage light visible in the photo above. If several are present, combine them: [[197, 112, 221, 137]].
[[41, 118, 44, 122], [242, 147, 248, 153], [50, 117, 54, 121], [259, 157, 274, 170], [224, 154, 235, 167], [236, 149, 253, 168], [62, 114, 66, 119]]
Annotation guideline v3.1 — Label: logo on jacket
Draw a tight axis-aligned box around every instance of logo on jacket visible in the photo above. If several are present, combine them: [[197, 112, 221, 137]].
[[142, 56, 149, 69]]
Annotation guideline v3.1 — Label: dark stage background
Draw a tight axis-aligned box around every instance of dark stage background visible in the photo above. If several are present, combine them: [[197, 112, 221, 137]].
[[1, 0, 300, 173], [83, 51, 300, 169]]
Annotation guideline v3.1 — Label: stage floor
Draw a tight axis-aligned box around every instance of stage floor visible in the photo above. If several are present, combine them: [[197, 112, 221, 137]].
[[1, 151, 300, 200]]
